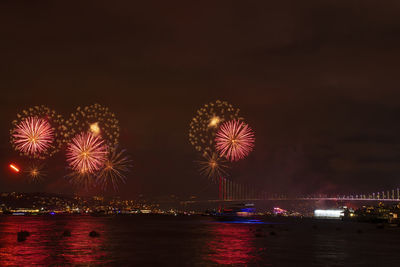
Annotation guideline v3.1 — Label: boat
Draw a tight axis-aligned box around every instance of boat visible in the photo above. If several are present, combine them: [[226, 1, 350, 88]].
[[215, 203, 257, 222]]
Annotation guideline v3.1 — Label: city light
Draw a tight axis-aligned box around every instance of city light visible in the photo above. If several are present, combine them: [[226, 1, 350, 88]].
[[273, 207, 287, 215]]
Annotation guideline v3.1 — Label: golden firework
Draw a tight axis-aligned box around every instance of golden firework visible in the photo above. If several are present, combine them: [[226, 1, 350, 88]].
[[90, 122, 100, 135], [196, 151, 229, 181], [96, 146, 132, 191], [66, 103, 120, 146], [25, 163, 46, 183], [189, 100, 242, 153], [65, 170, 97, 190]]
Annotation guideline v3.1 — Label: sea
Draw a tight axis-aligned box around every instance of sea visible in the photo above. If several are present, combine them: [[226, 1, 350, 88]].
[[0, 215, 399, 266]]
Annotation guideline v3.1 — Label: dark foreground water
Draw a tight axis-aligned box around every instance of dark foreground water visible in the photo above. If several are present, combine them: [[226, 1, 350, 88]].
[[0, 215, 400, 266]]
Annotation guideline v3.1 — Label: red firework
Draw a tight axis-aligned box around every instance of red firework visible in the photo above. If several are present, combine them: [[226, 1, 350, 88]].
[[215, 120, 255, 162], [12, 116, 54, 157], [66, 132, 108, 173]]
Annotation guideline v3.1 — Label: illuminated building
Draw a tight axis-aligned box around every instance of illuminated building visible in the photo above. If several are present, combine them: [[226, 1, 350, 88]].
[[314, 209, 344, 219]]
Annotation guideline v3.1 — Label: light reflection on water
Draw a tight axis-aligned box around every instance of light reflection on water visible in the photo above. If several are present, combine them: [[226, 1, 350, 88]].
[[313, 233, 347, 264], [60, 218, 109, 265], [0, 216, 270, 266], [205, 222, 266, 265], [0, 216, 109, 266], [0, 217, 51, 265], [0, 216, 399, 266]]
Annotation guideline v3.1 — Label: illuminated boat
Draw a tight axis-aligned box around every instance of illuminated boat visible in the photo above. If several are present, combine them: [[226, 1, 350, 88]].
[[215, 203, 256, 222]]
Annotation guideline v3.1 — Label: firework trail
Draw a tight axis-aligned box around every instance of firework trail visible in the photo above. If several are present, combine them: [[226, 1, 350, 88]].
[[215, 120, 255, 162], [196, 152, 229, 181], [9, 163, 20, 173], [97, 147, 132, 191], [189, 100, 241, 153], [66, 132, 108, 174], [67, 103, 120, 146], [10, 105, 68, 159]]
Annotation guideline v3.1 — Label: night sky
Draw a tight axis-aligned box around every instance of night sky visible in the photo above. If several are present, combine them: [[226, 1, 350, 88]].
[[1, 1, 400, 199]]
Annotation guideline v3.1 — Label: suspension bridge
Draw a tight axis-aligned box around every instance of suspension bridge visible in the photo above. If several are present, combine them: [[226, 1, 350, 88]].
[[187, 177, 400, 203]]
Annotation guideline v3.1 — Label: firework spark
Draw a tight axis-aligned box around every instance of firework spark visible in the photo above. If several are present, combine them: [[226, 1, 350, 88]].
[[10, 105, 68, 159], [97, 147, 132, 191], [215, 120, 255, 162], [66, 132, 108, 174], [67, 103, 120, 146], [25, 163, 46, 183], [65, 171, 97, 190], [196, 152, 229, 181], [90, 122, 100, 135], [12, 117, 54, 157], [189, 100, 242, 153]]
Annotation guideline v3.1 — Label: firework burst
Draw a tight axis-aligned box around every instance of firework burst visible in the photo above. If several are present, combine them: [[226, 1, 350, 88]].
[[66, 103, 120, 146], [65, 171, 97, 190], [189, 100, 241, 154], [196, 152, 229, 181], [97, 147, 132, 191], [25, 163, 46, 183], [12, 117, 54, 158], [215, 120, 255, 162], [10, 105, 68, 159], [66, 132, 108, 174]]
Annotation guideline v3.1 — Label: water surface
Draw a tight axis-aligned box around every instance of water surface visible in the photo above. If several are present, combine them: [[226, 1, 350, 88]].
[[0, 215, 399, 266]]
